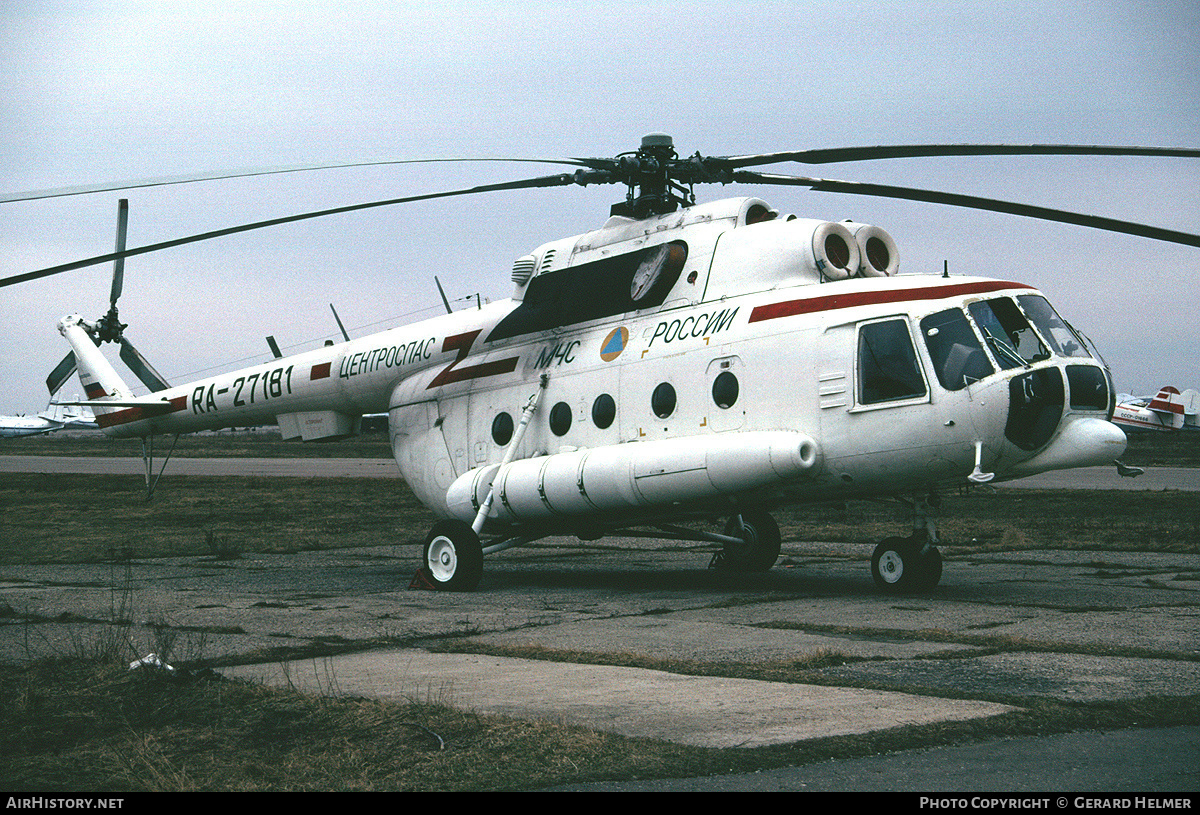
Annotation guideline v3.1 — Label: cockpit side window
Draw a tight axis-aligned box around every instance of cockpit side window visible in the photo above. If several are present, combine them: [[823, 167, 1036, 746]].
[[968, 297, 1047, 368], [858, 319, 927, 405], [920, 308, 994, 390], [1016, 295, 1091, 359]]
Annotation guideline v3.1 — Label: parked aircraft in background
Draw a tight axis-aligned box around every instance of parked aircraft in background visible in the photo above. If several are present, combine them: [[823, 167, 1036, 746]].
[[0, 400, 97, 438], [1112, 386, 1199, 433]]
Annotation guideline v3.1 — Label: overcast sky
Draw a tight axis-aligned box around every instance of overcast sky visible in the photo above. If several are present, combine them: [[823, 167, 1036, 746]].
[[2, 0, 1198, 415]]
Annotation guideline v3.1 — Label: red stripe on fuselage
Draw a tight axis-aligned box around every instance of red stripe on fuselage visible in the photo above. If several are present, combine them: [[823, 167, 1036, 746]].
[[748, 280, 1034, 324], [94, 395, 188, 428], [428, 330, 520, 389]]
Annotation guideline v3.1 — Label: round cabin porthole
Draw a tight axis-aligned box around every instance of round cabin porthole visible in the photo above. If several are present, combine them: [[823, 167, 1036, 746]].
[[651, 383, 676, 419], [549, 401, 573, 436], [491, 412, 514, 446], [712, 371, 739, 409], [592, 393, 616, 429]]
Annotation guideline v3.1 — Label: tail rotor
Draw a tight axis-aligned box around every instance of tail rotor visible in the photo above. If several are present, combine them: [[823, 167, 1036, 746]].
[[46, 199, 170, 396]]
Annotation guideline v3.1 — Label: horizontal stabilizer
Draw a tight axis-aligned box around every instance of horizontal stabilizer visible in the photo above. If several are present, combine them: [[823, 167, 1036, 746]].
[[52, 396, 176, 409]]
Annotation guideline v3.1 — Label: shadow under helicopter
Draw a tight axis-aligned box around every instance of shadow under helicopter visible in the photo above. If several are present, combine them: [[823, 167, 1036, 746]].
[[433, 550, 899, 597]]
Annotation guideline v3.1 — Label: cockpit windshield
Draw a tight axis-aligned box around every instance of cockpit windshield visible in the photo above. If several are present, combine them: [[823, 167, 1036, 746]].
[[1016, 294, 1091, 359], [918, 295, 1096, 393], [968, 298, 1048, 368]]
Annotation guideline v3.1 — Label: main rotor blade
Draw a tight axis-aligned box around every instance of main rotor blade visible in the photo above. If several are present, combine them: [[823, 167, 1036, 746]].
[[0, 157, 591, 204], [719, 144, 1200, 169], [732, 171, 1200, 248], [1, 172, 580, 288], [119, 339, 171, 392], [46, 352, 77, 396]]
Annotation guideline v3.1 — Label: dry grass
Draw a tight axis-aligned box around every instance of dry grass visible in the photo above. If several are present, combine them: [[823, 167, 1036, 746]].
[[0, 429, 393, 458], [3, 430, 1197, 565], [0, 657, 691, 791], [774, 488, 1200, 555]]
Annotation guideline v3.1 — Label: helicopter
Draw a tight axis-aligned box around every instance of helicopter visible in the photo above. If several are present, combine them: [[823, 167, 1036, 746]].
[[4, 134, 1199, 593]]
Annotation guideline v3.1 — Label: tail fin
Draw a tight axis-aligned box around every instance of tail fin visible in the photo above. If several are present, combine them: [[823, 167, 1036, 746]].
[[56, 314, 135, 413], [1147, 386, 1187, 429]]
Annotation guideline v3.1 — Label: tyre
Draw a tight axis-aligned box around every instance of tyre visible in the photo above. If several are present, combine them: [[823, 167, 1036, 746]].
[[871, 537, 942, 593], [422, 519, 484, 592], [721, 510, 781, 572], [916, 546, 943, 591]]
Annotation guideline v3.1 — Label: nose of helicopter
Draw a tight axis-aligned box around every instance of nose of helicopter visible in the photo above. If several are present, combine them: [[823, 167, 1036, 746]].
[[1006, 414, 1127, 476], [999, 364, 1127, 478]]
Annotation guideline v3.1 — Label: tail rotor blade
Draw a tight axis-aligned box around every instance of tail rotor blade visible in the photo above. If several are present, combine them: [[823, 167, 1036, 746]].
[[111, 199, 128, 306], [46, 352, 77, 395], [119, 339, 171, 392]]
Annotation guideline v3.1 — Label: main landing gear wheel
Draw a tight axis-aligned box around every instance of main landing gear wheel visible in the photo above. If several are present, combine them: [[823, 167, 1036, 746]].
[[871, 536, 942, 593], [422, 519, 483, 592], [719, 510, 781, 572]]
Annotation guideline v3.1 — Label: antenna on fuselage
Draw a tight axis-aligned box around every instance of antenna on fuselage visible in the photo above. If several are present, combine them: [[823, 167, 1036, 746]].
[[330, 304, 351, 341], [434, 276, 453, 314]]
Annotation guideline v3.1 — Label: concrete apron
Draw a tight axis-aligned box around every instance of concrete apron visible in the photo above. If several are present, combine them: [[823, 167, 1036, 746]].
[[225, 649, 1015, 749]]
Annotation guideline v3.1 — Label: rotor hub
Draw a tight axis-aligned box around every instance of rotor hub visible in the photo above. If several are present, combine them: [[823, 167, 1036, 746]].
[[95, 308, 126, 344], [607, 133, 700, 218]]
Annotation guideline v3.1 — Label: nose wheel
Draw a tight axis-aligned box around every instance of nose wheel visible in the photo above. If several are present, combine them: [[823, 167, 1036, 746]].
[[422, 520, 484, 592], [871, 535, 942, 593]]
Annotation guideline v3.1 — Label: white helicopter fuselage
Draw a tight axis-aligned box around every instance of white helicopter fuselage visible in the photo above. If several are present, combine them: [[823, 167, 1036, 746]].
[[60, 196, 1126, 537]]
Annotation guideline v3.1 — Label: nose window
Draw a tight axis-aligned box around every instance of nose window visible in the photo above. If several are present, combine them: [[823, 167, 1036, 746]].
[[1005, 368, 1064, 451], [1067, 365, 1110, 412]]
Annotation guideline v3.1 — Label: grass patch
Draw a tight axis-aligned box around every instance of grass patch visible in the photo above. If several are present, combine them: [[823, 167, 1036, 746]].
[[0, 473, 435, 565], [0, 429, 393, 458], [2, 476, 1197, 567], [773, 488, 1200, 555]]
